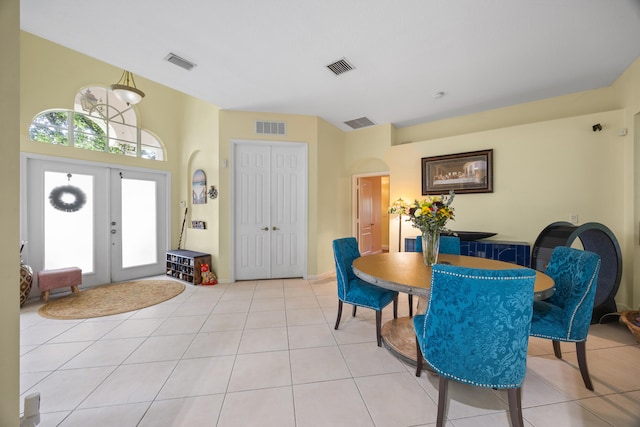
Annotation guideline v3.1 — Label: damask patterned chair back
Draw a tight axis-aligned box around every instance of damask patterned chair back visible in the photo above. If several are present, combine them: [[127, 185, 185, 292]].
[[413, 264, 536, 427], [333, 237, 360, 300], [439, 235, 461, 255], [530, 246, 601, 390]]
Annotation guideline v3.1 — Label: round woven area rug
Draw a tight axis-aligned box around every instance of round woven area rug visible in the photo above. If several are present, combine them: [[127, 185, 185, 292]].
[[38, 280, 185, 319]]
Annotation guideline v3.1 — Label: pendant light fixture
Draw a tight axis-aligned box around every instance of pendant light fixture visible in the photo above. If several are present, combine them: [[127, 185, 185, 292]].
[[110, 70, 145, 105]]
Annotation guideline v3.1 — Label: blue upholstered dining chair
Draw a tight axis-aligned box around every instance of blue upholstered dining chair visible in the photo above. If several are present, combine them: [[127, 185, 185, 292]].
[[414, 264, 537, 427], [439, 235, 461, 255], [529, 246, 601, 390], [332, 238, 398, 347], [414, 235, 460, 255], [409, 235, 461, 316]]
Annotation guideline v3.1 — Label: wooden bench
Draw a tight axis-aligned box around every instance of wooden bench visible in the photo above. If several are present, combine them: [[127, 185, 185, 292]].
[[37, 267, 82, 302]]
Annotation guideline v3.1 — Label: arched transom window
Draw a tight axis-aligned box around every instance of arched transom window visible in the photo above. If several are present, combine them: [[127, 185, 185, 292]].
[[29, 86, 165, 161]]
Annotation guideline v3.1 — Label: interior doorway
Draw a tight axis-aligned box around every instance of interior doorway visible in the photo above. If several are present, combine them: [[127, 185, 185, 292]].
[[353, 173, 390, 254]]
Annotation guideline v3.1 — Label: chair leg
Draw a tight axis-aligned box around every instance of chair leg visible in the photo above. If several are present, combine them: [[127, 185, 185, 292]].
[[436, 376, 449, 427], [334, 300, 343, 330], [552, 340, 562, 359], [393, 295, 398, 319], [352, 305, 357, 317], [408, 294, 413, 317], [415, 337, 423, 377], [576, 341, 594, 391], [507, 388, 524, 427], [551, 340, 562, 359], [376, 310, 382, 347]]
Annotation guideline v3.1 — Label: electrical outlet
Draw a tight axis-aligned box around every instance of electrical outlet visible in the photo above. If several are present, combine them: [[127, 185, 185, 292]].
[[23, 392, 40, 418], [570, 214, 579, 224], [179, 200, 186, 208]]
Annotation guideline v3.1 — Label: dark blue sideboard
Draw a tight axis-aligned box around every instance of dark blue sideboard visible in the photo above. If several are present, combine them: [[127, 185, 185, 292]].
[[405, 238, 531, 267]]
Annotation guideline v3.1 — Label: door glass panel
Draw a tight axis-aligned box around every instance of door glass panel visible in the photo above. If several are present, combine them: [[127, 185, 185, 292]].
[[44, 171, 94, 272], [121, 178, 157, 268]]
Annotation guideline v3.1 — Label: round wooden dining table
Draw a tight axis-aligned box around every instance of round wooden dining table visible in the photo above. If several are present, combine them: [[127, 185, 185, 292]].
[[352, 252, 555, 366]]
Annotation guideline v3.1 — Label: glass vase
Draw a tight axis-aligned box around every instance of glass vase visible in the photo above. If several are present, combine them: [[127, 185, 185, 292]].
[[422, 229, 440, 266]]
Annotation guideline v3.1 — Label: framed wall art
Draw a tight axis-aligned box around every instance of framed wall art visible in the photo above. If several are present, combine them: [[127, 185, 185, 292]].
[[421, 149, 493, 195], [192, 169, 207, 204]]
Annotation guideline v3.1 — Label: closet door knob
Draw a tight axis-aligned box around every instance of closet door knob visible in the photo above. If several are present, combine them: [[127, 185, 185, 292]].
[[261, 227, 269, 231], [272, 226, 280, 231]]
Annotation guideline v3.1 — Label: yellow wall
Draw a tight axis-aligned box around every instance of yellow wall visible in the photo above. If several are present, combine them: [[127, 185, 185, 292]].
[[176, 97, 221, 272], [19, 32, 199, 275], [387, 110, 625, 241], [317, 118, 350, 274], [18, 33, 351, 285], [342, 59, 640, 310], [611, 56, 640, 310], [344, 123, 394, 174], [1, 0, 21, 424], [217, 111, 320, 282], [394, 86, 620, 144], [20, 33, 187, 173]]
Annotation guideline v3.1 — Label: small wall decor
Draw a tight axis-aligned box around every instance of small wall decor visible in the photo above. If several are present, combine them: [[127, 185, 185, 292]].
[[49, 173, 87, 212], [208, 185, 218, 199], [192, 169, 207, 204], [192, 220, 206, 229], [421, 149, 493, 195]]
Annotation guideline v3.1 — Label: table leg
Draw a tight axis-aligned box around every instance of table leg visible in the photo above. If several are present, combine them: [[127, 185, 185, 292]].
[[381, 295, 430, 369], [381, 317, 421, 365]]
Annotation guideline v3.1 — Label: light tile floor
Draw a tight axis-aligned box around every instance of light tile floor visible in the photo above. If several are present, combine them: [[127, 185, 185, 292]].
[[19, 277, 640, 427]]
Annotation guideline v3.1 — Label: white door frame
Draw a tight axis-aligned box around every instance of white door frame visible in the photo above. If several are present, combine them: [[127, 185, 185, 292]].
[[20, 153, 171, 289], [230, 139, 308, 282]]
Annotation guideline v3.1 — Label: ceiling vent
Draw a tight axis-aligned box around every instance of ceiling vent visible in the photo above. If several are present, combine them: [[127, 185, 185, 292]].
[[256, 120, 286, 135], [326, 58, 355, 76], [164, 53, 196, 71], [344, 117, 375, 130]]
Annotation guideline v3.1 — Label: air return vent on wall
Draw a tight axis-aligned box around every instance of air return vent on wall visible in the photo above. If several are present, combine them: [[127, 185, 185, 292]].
[[164, 53, 196, 71], [344, 117, 375, 130], [256, 121, 286, 135], [326, 58, 355, 76]]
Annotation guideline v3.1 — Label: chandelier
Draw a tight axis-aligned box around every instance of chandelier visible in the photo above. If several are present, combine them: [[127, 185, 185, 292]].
[[110, 70, 145, 105]]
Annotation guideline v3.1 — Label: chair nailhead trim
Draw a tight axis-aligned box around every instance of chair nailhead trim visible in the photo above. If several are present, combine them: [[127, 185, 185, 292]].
[[438, 270, 537, 281], [566, 258, 600, 339], [428, 364, 521, 389], [529, 333, 584, 343]]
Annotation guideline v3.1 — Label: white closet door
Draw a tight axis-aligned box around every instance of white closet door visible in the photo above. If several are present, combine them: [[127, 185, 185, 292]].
[[235, 144, 272, 280], [233, 141, 307, 280]]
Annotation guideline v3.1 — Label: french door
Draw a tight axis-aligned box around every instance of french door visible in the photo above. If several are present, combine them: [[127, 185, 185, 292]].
[[23, 157, 168, 288], [233, 141, 307, 280]]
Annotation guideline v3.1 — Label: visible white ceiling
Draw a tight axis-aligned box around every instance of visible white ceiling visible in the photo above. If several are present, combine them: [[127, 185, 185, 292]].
[[20, 0, 640, 131]]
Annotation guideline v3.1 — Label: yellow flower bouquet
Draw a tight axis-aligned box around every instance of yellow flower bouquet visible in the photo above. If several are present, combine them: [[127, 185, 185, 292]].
[[408, 191, 455, 233]]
